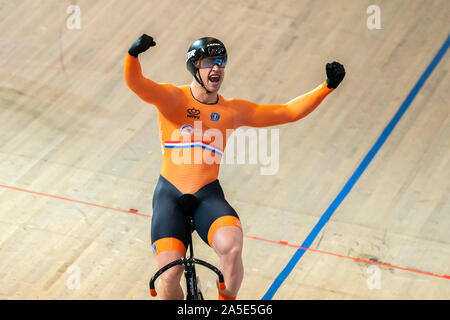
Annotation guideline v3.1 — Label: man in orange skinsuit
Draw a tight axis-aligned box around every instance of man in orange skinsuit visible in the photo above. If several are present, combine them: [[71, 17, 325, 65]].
[[124, 34, 345, 300]]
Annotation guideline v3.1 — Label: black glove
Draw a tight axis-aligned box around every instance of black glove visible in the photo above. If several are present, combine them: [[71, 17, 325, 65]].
[[326, 61, 345, 89], [128, 34, 156, 58]]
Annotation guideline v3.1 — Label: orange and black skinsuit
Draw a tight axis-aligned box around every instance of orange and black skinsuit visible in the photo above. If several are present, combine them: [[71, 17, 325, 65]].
[[124, 53, 334, 259]]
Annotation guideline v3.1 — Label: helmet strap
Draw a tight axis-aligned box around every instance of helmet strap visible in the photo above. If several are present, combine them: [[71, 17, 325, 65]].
[[194, 70, 211, 94]]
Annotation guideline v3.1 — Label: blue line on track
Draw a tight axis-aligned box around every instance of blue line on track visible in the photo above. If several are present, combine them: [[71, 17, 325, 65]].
[[262, 34, 449, 300]]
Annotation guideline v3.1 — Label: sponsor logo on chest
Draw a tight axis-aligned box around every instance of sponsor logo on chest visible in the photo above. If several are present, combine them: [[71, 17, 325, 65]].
[[186, 107, 200, 119], [185, 107, 222, 126]]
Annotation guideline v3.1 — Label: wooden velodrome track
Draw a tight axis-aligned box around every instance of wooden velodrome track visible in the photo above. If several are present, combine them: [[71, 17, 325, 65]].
[[0, 0, 448, 299]]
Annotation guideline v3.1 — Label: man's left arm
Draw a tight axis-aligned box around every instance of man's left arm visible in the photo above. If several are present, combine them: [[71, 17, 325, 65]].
[[235, 62, 345, 128]]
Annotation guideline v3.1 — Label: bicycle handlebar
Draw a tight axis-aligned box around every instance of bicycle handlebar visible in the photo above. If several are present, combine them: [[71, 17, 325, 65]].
[[149, 257, 226, 297]]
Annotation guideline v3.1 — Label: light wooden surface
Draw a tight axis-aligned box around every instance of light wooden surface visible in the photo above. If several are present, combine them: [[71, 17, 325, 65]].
[[0, 0, 448, 299]]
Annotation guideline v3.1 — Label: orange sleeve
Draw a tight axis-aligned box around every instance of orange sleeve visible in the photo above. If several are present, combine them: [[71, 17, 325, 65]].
[[124, 53, 182, 113], [234, 81, 334, 128]]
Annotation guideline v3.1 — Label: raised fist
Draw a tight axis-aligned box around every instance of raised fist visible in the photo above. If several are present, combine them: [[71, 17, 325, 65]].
[[326, 61, 345, 89], [128, 34, 156, 58]]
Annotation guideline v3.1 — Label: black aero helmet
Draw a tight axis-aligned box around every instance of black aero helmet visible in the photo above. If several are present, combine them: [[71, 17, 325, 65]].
[[186, 37, 227, 92]]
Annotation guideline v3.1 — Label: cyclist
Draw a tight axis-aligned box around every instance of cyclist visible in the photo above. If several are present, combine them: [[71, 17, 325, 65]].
[[124, 34, 345, 300]]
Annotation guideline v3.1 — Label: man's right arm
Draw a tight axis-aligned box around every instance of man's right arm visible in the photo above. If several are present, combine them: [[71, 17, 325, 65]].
[[124, 34, 181, 113]]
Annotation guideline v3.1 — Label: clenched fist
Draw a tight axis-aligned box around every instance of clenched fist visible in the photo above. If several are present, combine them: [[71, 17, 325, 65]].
[[326, 61, 345, 89], [128, 34, 156, 58]]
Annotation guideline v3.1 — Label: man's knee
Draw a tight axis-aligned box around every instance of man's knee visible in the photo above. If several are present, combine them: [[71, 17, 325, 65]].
[[213, 227, 243, 258], [222, 244, 242, 261], [154, 248, 185, 285], [161, 265, 184, 284]]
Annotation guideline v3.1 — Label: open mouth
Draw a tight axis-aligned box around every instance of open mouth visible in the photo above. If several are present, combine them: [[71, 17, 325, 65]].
[[208, 74, 221, 83]]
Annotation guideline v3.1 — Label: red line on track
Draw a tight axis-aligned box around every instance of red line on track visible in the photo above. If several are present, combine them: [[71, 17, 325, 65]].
[[1, 183, 448, 280], [0, 184, 152, 218], [245, 235, 450, 280]]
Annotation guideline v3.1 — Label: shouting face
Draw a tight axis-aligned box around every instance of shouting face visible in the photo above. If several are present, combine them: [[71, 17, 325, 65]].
[[197, 57, 226, 93]]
